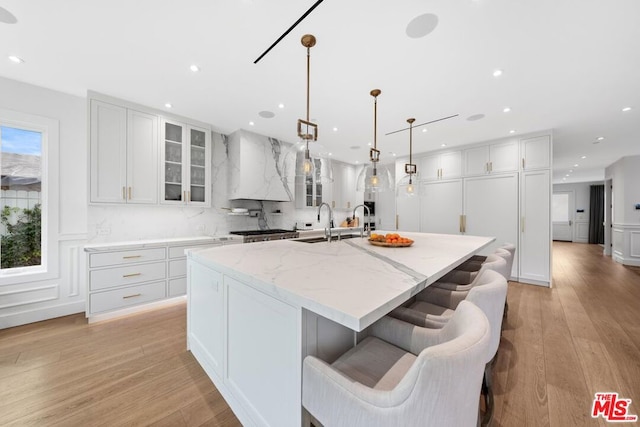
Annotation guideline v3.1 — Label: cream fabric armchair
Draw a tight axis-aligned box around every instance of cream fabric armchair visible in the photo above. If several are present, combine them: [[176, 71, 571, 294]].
[[302, 301, 490, 427]]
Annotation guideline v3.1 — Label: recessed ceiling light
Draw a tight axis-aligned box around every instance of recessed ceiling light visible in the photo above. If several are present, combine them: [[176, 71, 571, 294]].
[[355, 160, 359, 164], [503, 107, 511, 113], [441, 143, 447, 147], [422, 128, 428, 133], [563, 177, 567, 181], [8, 55, 24, 64], [596, 136, 605, 141], [569, 169, 574, 173], [189, 64, 200, 72], [333, 127, 338, 132], [622, 106, 632, 112], [367, 142, 372, 146], [278, 103, 285, 109], [565, 174, 570, 177], [328, 152, 332, 156], [581, 155, 586, 159], [493, 69, 503, 77], [391, 152, 396, 157], [509, 130, 516, 134], [164, 103, 172, 108], [249, 121, 254, 126], [574, 164, 579, 167]]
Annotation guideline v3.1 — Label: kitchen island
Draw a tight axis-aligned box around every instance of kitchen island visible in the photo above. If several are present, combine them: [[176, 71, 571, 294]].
[[186, 231, 494, 427]]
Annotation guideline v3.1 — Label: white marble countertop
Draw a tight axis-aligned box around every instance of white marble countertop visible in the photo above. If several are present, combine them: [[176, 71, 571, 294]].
[[84, 235, 242, 252], [188, 231, 494, 331]]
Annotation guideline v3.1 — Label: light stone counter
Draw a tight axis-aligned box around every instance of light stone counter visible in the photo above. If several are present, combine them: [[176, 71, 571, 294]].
[[188, 231, 494, 331]]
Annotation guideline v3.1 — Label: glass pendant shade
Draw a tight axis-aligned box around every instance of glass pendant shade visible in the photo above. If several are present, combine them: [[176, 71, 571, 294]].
[[356, 162, 392, 192], [283, 139, 333, 184], [396, 172, 419, 197]]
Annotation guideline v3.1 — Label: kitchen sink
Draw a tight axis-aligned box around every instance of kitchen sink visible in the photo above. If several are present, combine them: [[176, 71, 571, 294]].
[[295, 234, 361, 243]]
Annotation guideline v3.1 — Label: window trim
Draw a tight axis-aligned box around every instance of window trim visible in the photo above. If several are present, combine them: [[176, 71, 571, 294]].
[[0, 109, 59, 285]]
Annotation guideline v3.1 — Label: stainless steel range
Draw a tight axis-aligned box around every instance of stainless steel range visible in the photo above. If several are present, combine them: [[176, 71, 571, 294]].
[[229, 229, 300, 243]]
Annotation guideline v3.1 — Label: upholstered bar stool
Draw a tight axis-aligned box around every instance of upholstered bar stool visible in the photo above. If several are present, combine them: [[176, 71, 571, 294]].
[[389, 270, 508, 426], [302, 301, 490, 427]]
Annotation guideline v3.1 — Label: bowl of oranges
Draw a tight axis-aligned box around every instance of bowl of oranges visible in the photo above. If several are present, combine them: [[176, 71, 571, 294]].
[[368, 233, 414, 247]]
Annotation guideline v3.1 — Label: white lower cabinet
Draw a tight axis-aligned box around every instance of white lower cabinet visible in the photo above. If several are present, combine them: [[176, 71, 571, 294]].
[[85, 237, 223, 320], [463, 173, 520, 278], [420, 179, 463, 234]]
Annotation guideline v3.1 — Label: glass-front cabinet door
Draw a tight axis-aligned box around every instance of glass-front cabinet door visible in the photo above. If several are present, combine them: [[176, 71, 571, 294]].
[[161, 119, 211, 206]]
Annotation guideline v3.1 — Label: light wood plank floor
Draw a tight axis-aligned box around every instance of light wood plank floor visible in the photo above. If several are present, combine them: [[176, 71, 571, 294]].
[[1, 242, 638, 426]]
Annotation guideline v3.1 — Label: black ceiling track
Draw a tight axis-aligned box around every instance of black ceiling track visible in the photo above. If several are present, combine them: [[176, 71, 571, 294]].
[[385, 114, 459, 136], [253, 0, 325, 64]]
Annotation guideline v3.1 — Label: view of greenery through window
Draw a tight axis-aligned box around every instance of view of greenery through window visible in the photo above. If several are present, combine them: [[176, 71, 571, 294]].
[[0, 125, 43, 269]]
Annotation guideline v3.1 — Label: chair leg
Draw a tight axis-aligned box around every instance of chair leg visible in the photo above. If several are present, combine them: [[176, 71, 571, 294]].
[[481, 362, 495, 427]]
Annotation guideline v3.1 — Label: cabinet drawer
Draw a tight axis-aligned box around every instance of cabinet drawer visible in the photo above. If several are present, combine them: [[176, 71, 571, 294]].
[[169, 259, 186, 278], [169, 277, 187, 297], [168, 243, 218, 259], [90, 261, 166, 291], [90, 281, 166, 314], [89, 247, 166, 268]]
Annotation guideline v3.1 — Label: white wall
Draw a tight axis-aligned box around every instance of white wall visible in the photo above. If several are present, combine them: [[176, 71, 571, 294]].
[[552, 181, 602, 243], [605, 155, 640, 265], [0, 76, 87, 328]]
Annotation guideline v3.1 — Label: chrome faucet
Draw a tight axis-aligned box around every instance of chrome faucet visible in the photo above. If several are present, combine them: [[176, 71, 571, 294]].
[[317, 202, 334, 241], [353, 204, 371, 238]]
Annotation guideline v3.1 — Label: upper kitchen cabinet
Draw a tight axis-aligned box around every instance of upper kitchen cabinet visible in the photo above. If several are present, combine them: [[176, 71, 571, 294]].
[[521, 135, 551, 170], [227, 129, 292, 202], [331, 162, 356, 210], [295, 158, 325, 208], [463, 140, 518, 176], [419, 151, 462, 181], [90, 99, 158, 204], [160, 119, 211, 206]]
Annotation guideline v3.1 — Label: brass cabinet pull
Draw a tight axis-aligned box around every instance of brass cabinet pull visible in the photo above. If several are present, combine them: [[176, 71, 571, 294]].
[[123, 273, 141, 278], [122, 255, 142, 259], [122, 186, 126, 200], [489, 161, 493, 172], [459, 215, 464, 233], [396, 214, 399, 230], [522, 158, 525, 169], [188, 191, 191, 202], [521, 217, 525, 232], [122, 293, 141, 299], [183, 191, 186, 202], [463, 215, 467, 233], [331, 200, 335, 208], [128, 186, 132, 200]]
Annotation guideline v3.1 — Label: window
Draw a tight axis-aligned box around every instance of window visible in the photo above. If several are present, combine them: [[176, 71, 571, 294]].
[[0, 109, 58, 283], [1, 126, 43, 270]]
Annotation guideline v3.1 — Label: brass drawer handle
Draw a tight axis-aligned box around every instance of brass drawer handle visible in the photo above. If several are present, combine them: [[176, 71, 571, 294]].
[[122, 293, 142, 299], [123, 273, 141, 278], [122, 255, 142, 259]]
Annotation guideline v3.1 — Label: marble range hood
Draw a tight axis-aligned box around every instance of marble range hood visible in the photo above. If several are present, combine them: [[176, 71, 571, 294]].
[[227, 129, 293, 202]]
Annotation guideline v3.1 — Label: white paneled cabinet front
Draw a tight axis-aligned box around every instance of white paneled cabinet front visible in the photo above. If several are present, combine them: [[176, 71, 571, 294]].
[[161, 119, 211, 206], [420, 151, 462, 181], [90, 100, 158, 204], [420, 180, 463, 234], [463, 173, 519, 277], [396, 196, 420, 232], [521, 135, 551, 170], [463, 140, 518, 176], [520, 170, 551, 284], [333, 162, 356, 209]]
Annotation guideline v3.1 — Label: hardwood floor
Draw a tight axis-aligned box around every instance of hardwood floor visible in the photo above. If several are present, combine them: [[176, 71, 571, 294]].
[[0, 242, 638, 426]]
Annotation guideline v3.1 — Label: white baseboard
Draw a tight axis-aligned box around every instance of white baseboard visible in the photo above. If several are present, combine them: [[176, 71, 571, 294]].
[[517, 278, 551, 287], [0, 300, 85, 329], [613, 256, 640, 267], [87, 296, 186, 324]]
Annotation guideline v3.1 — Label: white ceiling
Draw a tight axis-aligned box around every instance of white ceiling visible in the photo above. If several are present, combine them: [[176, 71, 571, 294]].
[[1, 0, 639, 184]]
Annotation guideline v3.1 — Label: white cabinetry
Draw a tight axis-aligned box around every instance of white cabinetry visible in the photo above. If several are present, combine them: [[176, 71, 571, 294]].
[[90, 100, 158, 204], [463, 173, 519, 278], [85, 237, 225, 321], [331, 162, 356, 210], [419, 151, 462, 181], [161, 119, 211, 206], [521, 135, 551, 170], [463, 140, 518, 176], [420, 180, 463, 234], [520, 170, 551, 284]]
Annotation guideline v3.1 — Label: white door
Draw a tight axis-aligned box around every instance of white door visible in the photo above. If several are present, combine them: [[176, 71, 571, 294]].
[[420, 180, 463, 234], [552, 191, 574, 241], [521, 170, 551, 284], [464, 174, 519, 276]]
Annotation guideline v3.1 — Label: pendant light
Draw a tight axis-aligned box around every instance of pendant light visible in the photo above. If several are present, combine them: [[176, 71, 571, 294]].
[[396, 118, 418, 198], [356, 89, 392, 193], [283, 34, 333, 185]]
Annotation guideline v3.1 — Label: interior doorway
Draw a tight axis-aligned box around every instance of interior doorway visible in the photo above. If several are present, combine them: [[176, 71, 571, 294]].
[[552, 190, 574, 241]]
